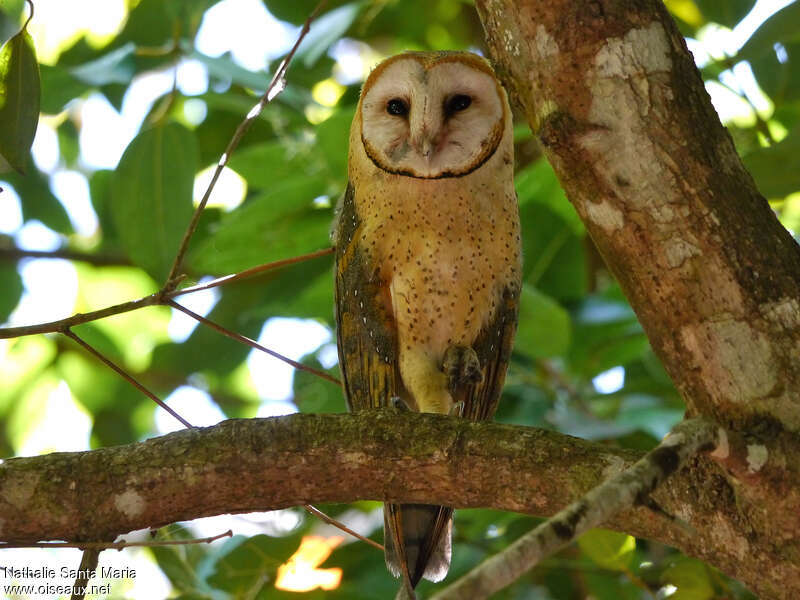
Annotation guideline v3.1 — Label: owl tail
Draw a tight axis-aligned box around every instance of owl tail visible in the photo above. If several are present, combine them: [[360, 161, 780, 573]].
[[384, 502, 453, 589]]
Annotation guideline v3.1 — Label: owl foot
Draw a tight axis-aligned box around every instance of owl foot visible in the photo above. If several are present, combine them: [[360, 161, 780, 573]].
[[442, 345, 483, 394], [448, 401, 465, 417], [391, 396, 412, 412]]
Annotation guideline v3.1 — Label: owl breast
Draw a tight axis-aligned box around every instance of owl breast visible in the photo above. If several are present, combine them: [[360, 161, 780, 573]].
[[357, 176, 520, 361]]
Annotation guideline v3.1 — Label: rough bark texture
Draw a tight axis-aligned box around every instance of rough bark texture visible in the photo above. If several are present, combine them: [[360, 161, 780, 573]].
[[0, 414, 749, 573], [0, 412, 789, 596], [475, 0, 800, 598]]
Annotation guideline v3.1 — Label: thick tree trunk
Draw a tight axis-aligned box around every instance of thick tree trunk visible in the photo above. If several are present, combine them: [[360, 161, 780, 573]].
[[476, 0, 800, 598]]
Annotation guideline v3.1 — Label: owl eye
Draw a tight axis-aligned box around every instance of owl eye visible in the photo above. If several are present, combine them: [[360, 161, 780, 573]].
[[446, 94, 472, 114], [386, 98, 409, 116]]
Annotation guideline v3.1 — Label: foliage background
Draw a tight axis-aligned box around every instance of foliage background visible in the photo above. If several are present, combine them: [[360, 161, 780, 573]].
[[0, 0, 798, 598]]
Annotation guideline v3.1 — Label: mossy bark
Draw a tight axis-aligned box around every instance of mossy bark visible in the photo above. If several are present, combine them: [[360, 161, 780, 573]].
[[476, 1, 800, 597]]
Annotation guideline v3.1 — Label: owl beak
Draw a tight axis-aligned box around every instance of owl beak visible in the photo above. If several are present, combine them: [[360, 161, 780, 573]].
[[412, 131, 438, 161], [420, 138, 434, 159]]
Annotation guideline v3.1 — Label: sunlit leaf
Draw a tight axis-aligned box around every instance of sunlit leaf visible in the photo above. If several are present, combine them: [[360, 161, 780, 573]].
[[737, 1, 800, 63], [0, 26, 40, 173], [662, 557, 715, 600], [694, 0, 755, 28], [2, 158, 73, 233], [189, 177, 330, 275], [69, 42, 136, 86], [206, 533, 308, 595], [743, 126, 800, 198], [664, 0, 704, 28], [749, 41, 800, 106], [110, 122, 198, 281], [39, 64, 89, 114], [295, 3, 364, 67], [578, 529, 636, 571]]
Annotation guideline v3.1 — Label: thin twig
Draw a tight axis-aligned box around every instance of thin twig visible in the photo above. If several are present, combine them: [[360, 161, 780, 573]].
[[163, 0, 329, 291], [0, 246, 131, 266], [62, 328, 194, 429], [0, 530, 233, 550], [167, 299, 340, 386], [169, 247, 334, 298], [70, 548, 100, 600], [0, 293, 162, 339], [0, 247, 332, 340], [302, 504, 384, 552]]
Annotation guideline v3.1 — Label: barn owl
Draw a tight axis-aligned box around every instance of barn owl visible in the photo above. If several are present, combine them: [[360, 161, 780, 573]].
[[332, 51, 521, 591]]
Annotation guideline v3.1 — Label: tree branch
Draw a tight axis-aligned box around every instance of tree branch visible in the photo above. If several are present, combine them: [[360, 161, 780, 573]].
[[2, 412, 797, 597], [0, 246, 131, 266], [0, 248, 332, 340]]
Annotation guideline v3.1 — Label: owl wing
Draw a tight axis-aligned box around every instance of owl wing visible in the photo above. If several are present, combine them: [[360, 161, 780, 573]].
[[334, 182, 404, 410], [460, 284, 520, 422]]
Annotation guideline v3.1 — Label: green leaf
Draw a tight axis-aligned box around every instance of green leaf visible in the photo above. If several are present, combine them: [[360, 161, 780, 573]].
[[39, 64, 89, 114], [578, 529, 635, 571], [662, 557, 715, 600], [737, 1, 800, 63], [520, 203, 587, 301], [69, 42, 136, 86], [742, 126, 800, 198], [89, 169, 122, 248], [189, 177, 330, 275], [2, 156, 73, 233], [152, 279, 269, 378], [516, 158, 583, 234], [316, 106, 355, 180], [295, 2, 364, 67], [57, 117, 79, 166], [265, 0, 351, 25], [0, 26, 40, 173], [568, 293, 649, 377], [0, 262, 22, 321], [293, 349, 343, 414], [515, 284, 571, 358], [694, 0, 755, 29], [110, 122, 198, 281], [226, 140, 321, 190], [206, 534, 303, 595], [749, 40, 800, 106], [186, 45, 270, 92]]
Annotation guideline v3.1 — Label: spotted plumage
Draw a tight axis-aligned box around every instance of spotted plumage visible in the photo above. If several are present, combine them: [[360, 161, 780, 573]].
[[333, 51, 521, 591]]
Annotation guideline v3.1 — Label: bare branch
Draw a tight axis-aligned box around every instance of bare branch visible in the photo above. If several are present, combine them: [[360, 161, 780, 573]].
[[169, 247, 334, 298], [62, 328, 194, 429], [0, 247, 333, 340], [0, 246, 131, 266], [3, 413, 793, 596], [302, 505, 384, 551], [163, 0, 329, 290], [0, 530, 232, 550], [70, 548, 100, 600], [0, 293, 162, 339], [167, 299, 340, 386]]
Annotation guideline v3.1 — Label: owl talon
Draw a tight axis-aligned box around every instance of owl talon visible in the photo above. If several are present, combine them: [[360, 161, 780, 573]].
[[391, 396, 412, 412], [449, 401, 465, 418], [442, 346, 483, 393]]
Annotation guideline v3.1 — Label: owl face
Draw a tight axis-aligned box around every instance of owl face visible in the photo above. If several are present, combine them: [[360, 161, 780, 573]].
[[357, 52, 508, 179]]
